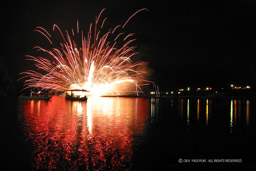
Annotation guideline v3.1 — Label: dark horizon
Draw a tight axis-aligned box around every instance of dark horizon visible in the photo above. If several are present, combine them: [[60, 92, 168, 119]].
[[2, 0, 256, 93]]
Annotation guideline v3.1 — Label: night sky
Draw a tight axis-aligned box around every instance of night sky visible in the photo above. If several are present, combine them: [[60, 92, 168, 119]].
[[2, 0, 256, 92]]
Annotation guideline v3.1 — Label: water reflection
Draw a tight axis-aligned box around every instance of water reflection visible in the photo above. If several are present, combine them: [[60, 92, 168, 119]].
[[179, 99, 184, 119], [230, 99, 240, 132], [18, 96, 255, 169], [230, 99, 251, 132], [175, 98, 253, 130], [178, 98, 211, 126], [150, 97, 159, 123], [187, 99, 190, 126], [246, 100, 250, 125], [197, 99, 200, 123], [19, 96, 149, 170], [234, 100, 237, 126], [206, 99, 209, 125], [230, 99, 234, 130]]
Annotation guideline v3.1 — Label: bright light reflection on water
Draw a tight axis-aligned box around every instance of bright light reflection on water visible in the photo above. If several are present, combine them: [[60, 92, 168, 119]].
[[19, 96, 149, 170]]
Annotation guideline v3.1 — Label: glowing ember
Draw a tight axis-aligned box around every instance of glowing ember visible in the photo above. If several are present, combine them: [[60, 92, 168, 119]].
[[20, 8, 150, 97]]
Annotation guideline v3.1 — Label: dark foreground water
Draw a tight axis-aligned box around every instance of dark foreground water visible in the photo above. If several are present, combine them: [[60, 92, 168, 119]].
[[1, 96, 256, 170]]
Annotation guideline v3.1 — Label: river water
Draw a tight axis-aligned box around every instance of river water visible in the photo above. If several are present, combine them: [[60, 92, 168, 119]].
[[1, 96, 256, 169]]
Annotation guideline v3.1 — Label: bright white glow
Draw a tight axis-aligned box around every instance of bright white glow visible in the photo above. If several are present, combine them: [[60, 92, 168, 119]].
[[67, 79, 135, 97], [87, 62, 95, 90], [150, 91, 155, 95], [77, 102, 83, 115], [67, 84, 88, 98], [88, 79, 134, 97]]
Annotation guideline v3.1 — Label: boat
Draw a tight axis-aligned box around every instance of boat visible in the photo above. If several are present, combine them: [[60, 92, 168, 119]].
[[19, 95, 51, 100], [19, 90, 51, 100], [65, 95, 88, 101], [65, 89, 88, 101]]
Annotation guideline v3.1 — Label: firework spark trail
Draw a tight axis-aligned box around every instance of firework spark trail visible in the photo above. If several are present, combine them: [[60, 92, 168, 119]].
[[20, 8, 150, 97]]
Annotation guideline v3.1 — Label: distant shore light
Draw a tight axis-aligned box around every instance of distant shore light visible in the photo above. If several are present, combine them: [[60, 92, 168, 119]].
[[246, 85, 251, 89]]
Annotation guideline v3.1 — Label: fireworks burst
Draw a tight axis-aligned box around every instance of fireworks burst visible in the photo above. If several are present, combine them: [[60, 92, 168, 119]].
[[20, 8, 150, 97]]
